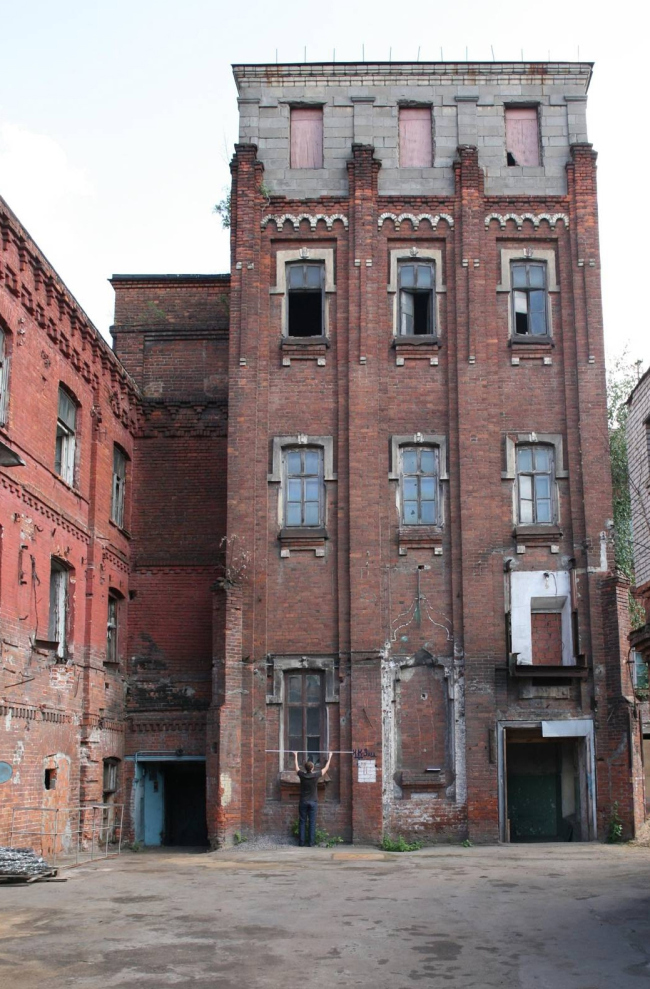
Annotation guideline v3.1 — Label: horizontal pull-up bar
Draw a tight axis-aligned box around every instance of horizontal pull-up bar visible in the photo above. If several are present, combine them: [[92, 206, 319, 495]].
[[265, 749, 357, 755]]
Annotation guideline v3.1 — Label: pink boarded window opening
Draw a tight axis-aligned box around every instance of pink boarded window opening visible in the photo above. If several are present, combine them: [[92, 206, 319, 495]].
[[290, 107, 323, 169], [399, 107, 432, 167], [505, 107, 540, 167]]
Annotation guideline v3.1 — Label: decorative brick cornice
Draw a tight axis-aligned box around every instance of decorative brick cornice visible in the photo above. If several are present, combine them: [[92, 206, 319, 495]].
[[378, 212, 454, 231], [485, 212, 569, 230], [0, 196, 141, 429], [261, 213, 348, 232], [0, 474, 91, 544], [135, 400, 227, 438]]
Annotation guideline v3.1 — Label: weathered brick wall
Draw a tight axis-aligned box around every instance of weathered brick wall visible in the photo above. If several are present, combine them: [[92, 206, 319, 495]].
[[627, 371, 650, 601], [0, 194, 136, 836]]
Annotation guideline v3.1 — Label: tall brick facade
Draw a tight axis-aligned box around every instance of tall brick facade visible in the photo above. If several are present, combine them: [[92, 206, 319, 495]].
[[1, 61, 645, 848]]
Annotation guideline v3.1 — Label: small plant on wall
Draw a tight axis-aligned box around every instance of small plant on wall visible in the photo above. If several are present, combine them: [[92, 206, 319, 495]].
[[216, 535, 251, 588]]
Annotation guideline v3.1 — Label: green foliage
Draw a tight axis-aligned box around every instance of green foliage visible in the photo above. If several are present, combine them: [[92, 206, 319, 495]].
[[126, 840, 143, 853], [606, 351, 641, 580], [291, 819, 344, 847], [379, 834, 423, 852], [233, 831, 247, 845], [461, 838, 473, 847], [606, 801, 624, 843], [213, 192, 231, 230]]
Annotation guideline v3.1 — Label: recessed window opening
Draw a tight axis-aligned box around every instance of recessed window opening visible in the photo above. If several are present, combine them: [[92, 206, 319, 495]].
[[517, 445, 555, 523], [285, 671, 326, 766], [399, 263, 435, 336], [103, 758, 119, 793], [44, 768, 57, 790], [401, 446, 438, 525], [512, 262, 548, 336], [55, 387, 77, 485], [49, 560, 69, 661], [0, 326, 8, 424], [106, 593, 120, 667], [290, 107, 323, 169], [399, 107, 433, 167], [284, 448, 324, 527], [111, 446, 127, 527], [505, 107, 540, 167], [287, 263, 324, 337]]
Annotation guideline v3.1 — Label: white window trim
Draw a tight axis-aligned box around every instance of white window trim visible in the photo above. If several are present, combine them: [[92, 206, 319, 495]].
[[388, 433, 448, 527], [270, 248, 336, 339], [268, 435, 336, 529], [509, 569, 574, 666], [497, 248, 559, 340], [502, 433, 566, 526], [0, 328, 8, 426], [49, 563, 69, 660], [388, 248, 446, 339]]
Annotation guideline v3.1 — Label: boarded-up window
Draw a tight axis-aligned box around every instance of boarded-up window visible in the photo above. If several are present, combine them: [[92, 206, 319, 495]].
[[399, 107, 432, 167], [290, 107, 323, 169], [531, 612, 563, 665], [505, 107, 540, 166]]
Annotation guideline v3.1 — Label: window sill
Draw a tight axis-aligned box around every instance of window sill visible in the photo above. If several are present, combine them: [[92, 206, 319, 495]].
[[279, 527, 328, 557], [507, 662, 588, 680], [398, 527, 443, 557], [393, 336, 441, 366], [281, 336, 329, 366], [513, 523, 562, 548], [108, 518, 132, 540], [399, 770, 449, 797]]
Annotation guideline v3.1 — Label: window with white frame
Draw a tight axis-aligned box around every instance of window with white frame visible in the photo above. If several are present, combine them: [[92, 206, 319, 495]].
[[398, 262, 435, 336], [106, 592, 120, 667], [111, 446, 127, 527], [511, 262, 548, 337], [286, 262, 325, 338], [400, 446, 439, 525], [284, 447, 324, 528], [516, 444, 555, 524], [0, 325, 9, 425], [55, 387, 77, 485], [49, 560, 69, 660]]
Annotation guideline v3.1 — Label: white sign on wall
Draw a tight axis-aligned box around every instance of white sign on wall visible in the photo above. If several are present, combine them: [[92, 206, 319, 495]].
[[357, 759, 376, 783]]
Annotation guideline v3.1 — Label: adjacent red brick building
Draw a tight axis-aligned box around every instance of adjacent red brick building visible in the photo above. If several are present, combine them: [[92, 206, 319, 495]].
[[1, 61, 645, 848]]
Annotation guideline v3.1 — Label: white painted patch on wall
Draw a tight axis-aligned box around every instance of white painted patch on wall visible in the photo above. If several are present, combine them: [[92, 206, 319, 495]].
[[220, 773, 232, 806], [510, 570, 573, 665]]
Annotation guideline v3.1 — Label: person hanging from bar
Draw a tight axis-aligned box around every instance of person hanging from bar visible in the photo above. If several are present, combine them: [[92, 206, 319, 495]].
[[294, 750, 332, 847]]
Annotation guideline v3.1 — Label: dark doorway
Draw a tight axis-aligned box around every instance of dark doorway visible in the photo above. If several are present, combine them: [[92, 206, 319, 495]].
[[506, 731, 582, 842], [164, 762, 208, 846]]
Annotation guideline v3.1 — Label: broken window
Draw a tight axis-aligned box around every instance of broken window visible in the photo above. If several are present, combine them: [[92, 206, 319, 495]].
[[111, 446, 127, 528], [632, 650, 649, 692], [106, 592, 120, 667], [505, 107, 540, 166], [0, 325, 8, 425], [44, 767, 57, 790], [284, 447, 324, 527], [103, 758, 119, 793], [517, 445, 555, 523], [401, 446, 438, 525], [55, 386, 77, 485], [286, 263, 324, 337], [49, 559, 69, 661], [285, 671, 326, 765], [511, 262, 548, 337], [399, 262, 435, 336], [290, 107, 323, 169], [399, 107, 433, 167]]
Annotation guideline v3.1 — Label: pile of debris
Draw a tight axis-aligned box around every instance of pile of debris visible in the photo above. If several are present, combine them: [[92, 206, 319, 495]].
[[0, 847, 59, 884]]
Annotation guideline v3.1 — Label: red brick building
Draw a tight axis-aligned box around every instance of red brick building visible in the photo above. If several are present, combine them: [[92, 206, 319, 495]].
[[1, 61, 645, 848]]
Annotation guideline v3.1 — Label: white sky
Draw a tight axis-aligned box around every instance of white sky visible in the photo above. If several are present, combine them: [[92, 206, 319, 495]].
[[0, 0, 646, 372]]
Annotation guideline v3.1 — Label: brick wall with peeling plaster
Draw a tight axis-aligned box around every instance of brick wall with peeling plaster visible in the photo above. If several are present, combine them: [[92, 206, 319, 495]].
[[1, 61, 646, 848]]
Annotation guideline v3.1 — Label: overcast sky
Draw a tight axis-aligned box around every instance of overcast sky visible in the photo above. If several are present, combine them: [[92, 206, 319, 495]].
[[0, 0, 646, 374]]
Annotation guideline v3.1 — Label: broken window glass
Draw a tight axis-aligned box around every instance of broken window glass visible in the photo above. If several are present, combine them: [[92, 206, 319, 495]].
[[48, 560, 69, 660], [511, 262, 548, 337], [399, 262, 435, 336], [106, 594, 120, 666], [516, 445, 555, 524], [287, 263, 324, 337], [0, 327, 8, 425], [284, 447, 324, 527], [285, 671, 325, 767], [401, 446, 438, 525], [111, 447, 127, 528]]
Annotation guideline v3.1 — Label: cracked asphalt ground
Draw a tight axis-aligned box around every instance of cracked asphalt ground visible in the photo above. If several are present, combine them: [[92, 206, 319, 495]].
[[1, 843, 650, 988]]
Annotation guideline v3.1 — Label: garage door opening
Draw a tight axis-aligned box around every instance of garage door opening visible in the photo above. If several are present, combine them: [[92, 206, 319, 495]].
[[504, 727, 588, 842]]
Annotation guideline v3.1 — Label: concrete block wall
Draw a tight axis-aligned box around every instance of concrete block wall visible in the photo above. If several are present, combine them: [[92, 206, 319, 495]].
[[233, 62, 591, 198]]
